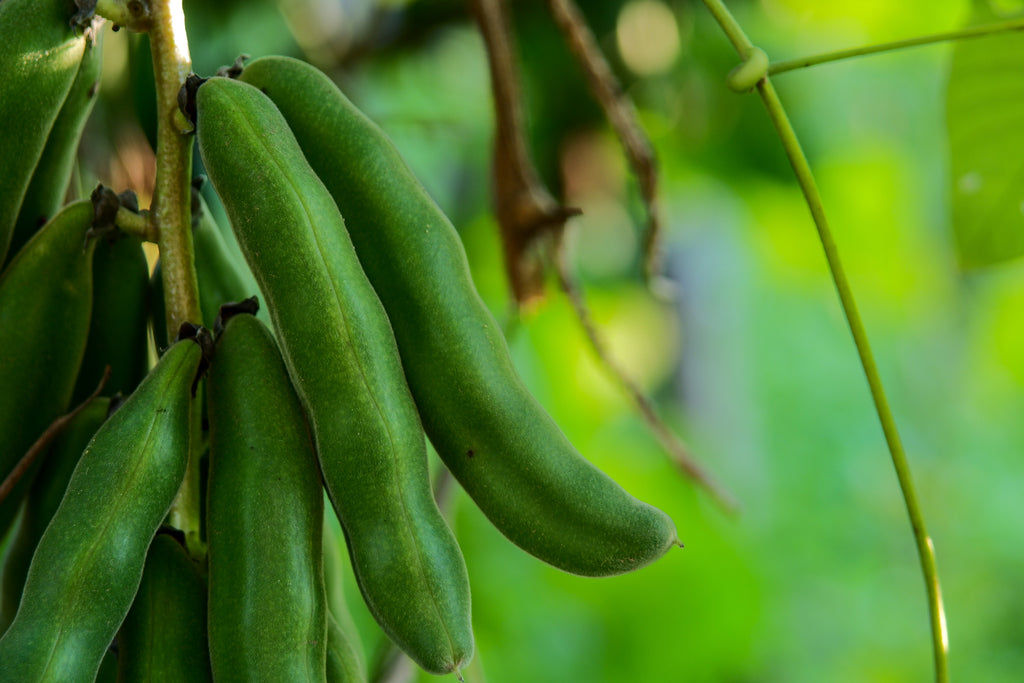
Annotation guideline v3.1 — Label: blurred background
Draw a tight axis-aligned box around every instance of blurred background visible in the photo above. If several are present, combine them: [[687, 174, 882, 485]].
[[85, 0, 1024, 680]]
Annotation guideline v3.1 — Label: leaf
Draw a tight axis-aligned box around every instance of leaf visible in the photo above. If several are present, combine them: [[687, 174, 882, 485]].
[[946, 5, 1024, 269]]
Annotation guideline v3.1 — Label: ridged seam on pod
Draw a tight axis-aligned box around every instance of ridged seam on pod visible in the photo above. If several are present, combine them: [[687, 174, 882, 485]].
[[0, 0, 94, 263], [206, 308, 327, 680], [0, 335, 204, 681], [238, 56, 680, 577], [0, 199, 97, 540], [194, 76, 473, 675]]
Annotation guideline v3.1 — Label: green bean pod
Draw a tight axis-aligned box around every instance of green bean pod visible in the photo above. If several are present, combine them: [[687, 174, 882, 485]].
[[238, 56, 680, 577], [71, 230, 151, 404], [5, 27, 103, 268], [117, 533, 212, 682], [196, 76, 473, 675], [0, 397, 111, 632], [206, 308, 326, 680], [0, 335, 203, 680], [0, 0, 93, 263], [0, 199, 96, 540]]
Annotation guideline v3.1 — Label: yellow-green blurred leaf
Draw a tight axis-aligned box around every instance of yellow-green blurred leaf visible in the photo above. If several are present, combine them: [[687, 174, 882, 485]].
[[946, 6, 1024, 268]]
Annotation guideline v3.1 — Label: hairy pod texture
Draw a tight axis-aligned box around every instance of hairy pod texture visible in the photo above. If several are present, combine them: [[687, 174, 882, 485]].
[[0, 338, 202, 680], [239, 56, 680, 577], [196, 77, 472, 674]]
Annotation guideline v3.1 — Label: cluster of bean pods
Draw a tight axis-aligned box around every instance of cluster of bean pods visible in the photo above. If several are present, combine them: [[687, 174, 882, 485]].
[[0, 1, 680, 678]]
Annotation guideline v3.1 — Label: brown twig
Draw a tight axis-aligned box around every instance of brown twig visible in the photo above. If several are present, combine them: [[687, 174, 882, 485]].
[[553, 244, 739, 515], [546, 0, 664, 282], [470, 0, 580, 307], [0, 367, 110, 505]]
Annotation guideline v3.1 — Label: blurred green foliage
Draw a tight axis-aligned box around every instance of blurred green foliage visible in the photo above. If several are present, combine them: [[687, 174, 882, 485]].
[[82, 0, 1024, 680], [947, 2, 1024, 268]]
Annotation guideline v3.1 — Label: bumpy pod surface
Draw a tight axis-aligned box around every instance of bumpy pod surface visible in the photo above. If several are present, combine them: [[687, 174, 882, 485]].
[[196, 77, 473, 674], [239, 56, 680, 577]]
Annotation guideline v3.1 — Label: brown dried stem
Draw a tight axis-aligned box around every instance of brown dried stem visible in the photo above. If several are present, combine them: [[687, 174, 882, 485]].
[[546, 0, 664, 281], [553, 244, 739, 515], [0, 368, 110, 505], [471, 0, 580, 307]]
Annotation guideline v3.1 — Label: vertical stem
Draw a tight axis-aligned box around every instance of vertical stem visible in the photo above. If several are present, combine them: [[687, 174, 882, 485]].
[[701, 2, 949, 681], [756, 75, 949, 683], [471, 0, 574, 306], [147, 0, 203, 556], [149, 0, 199, 339]]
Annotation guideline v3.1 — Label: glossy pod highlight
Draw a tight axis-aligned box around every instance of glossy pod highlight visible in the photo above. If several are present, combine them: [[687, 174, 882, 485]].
[[0, 0, 93, 263], [5, 26, 103, 267], [195, 76, 473, 675], [238, 56, 680, 577]]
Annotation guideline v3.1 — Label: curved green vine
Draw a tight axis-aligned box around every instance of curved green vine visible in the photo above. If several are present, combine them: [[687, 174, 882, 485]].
[[769, 15, 1024, 76], [701, 2, 949, 681]]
